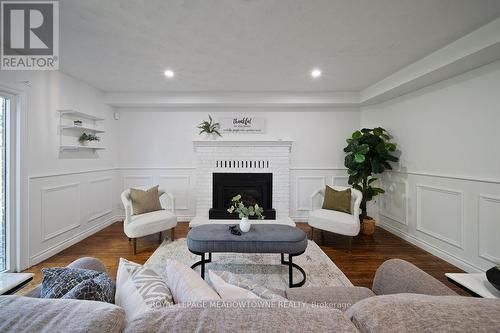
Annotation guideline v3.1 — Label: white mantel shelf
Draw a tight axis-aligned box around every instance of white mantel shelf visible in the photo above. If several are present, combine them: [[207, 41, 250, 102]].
[[193, 139, 293, 149]]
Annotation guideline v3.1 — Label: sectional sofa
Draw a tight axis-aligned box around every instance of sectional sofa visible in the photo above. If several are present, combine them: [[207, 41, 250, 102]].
[[1, 258, 499, 332]]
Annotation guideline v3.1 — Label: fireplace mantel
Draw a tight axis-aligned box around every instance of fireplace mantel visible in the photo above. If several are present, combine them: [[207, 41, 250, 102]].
[[193, 138, 292, 219], [193, 139, 293, 150]]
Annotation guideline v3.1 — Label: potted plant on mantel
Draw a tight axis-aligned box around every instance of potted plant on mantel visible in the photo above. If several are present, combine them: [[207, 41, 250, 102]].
[[78, 132, 101, 147], [227, 194, 265, 233], [344, 127, 399, 235], [198, 114, 222, 140]]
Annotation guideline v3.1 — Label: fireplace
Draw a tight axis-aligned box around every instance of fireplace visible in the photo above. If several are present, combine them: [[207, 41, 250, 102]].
[[209, 173, 276, 219]]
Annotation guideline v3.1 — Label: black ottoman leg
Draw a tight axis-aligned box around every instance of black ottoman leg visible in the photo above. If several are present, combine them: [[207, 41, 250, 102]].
[[201, 253, 205, 279], [280, 252, 307, 288]]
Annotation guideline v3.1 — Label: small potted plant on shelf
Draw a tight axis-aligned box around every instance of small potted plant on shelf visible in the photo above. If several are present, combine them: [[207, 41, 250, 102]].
[[78, 132, 101, 147], [344, 127, 399, 235], [198, 114, 221, 140], [227, 194, 265, 232]]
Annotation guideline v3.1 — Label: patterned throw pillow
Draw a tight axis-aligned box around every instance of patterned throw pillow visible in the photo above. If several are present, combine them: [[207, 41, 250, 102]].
[[41, 267, 115, 304], [115, 258, 174, 321], [61, 274, 115, 303]]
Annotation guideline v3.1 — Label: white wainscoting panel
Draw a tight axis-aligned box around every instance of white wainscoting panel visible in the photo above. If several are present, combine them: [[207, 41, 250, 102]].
[[159, 175, 191, 210], [380, 179, 408, 226], [29, 170, 120, 267], [87, 177, 113, 223], [41, 183, 81, 241], [122, 175, 154, 189], [416, 185, 464, 249], [378, 170, 500, 273], [478, 194, 500, 264], [290, 168, 348, 221], [295, 176, 326, 211], [331, 176, 349, 186]]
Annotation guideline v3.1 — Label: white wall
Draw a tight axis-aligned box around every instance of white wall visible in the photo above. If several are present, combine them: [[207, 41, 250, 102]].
[[115, 109, 359, 220], [0, 71, 119, 268], [361, 60, 500, 272]]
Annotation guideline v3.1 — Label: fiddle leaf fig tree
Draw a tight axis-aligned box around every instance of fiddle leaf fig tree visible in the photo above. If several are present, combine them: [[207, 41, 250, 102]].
[[344, 127, 399, 220]]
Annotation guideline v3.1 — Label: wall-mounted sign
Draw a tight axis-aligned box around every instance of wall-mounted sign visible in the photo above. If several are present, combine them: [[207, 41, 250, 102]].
[[219, 117, 267, 134]]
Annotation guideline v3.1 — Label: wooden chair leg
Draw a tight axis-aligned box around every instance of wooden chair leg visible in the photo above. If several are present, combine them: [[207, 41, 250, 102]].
[[128, 238, 131, 242], [158, 232, 162, 244], [133, 238, 137, 255], [170, 228, 175, 241], [348, 236, 353, 253], [310, 227, 314, 240]]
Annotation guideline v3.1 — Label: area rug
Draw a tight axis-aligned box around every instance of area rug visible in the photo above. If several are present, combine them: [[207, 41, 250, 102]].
[[145, 238, 353, 291]]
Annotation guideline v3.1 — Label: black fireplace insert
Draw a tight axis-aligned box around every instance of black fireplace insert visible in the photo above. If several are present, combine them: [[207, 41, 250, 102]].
[[209, 173, 276, 219]]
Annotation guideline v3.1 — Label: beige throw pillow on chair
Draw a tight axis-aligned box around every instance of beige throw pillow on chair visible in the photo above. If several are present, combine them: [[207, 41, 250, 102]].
[[130, 185, 162, 215]]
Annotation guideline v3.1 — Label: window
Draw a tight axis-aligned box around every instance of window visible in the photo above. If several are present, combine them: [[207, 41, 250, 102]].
[[0, 95, 8, 272]]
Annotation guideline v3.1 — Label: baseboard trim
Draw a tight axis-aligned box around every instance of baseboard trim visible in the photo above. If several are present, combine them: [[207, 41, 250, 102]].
[[29, 215, 120, 267], [379, 223, 483, 273]]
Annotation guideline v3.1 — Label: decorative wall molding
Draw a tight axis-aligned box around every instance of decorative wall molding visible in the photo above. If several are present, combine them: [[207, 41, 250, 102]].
[[193, 139, 293, 151], [478, 194, 500, 264], [31, 215, 118, 266], [290, 167, 345, 171], [296, 176, 326, 211], [118, 166, 196, 170], [30, 167, 116, 179], [379, 179, 408, 226], [331, 176, 349, 186], [122, 175, 154, 189], [416, 184, 464, 249], [390, 170, 500, 185], [41, 182, 81, 242], [379, 223, 482, 273], [158, 175, 191, 210], [87, 177, 113, 223]]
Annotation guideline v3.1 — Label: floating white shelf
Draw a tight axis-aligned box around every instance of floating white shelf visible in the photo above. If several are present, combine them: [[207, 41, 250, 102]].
[[58, 110, 104, 121], [59, 145, 106, 152], [60, 125, 105, 133], [58, 110, 105, 155]]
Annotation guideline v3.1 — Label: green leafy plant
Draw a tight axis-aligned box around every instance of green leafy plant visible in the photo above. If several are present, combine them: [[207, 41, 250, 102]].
[[227, 194, 265, 219], [78, 132, 101, 144], [344, 127, 399, 220], [198, 114, 221, 136]]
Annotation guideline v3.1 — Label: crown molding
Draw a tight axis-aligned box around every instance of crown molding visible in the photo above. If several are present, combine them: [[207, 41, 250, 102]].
[[103, 18, 500, 109], [104, 91, 360, 108], [360, 17, 500, 105]]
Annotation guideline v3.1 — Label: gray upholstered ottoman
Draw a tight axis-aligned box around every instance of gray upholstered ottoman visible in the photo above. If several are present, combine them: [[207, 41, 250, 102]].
[[187, 224, 308, 288]]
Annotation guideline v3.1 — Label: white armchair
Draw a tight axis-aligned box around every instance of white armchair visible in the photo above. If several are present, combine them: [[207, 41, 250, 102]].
[[121, 188, 178, 254], [308, 186, 362, 251]]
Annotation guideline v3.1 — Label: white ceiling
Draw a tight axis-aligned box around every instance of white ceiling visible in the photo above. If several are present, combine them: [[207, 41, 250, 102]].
[[59, 0, 500, 92]]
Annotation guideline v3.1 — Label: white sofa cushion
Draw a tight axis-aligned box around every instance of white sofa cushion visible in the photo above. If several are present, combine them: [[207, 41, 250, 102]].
[[309, 209, 360, 236], [165, 259, 221, 304], [125, 210, 177, 238], [208, 271, 260, 300]]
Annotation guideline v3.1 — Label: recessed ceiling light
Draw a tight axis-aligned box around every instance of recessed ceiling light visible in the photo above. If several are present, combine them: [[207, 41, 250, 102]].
[[164, 69, 175, 78], [310, 68, 322, 78]]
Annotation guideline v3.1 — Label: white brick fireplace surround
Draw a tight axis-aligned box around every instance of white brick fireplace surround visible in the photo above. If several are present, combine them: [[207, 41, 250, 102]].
[[193, 140, 293, 219]]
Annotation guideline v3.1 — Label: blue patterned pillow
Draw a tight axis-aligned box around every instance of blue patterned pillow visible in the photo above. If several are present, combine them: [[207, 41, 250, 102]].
[[41, 267, 115, 303]]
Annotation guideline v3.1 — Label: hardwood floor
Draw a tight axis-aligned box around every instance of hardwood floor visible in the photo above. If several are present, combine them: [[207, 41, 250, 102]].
[[21, 221, 467, 295]]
